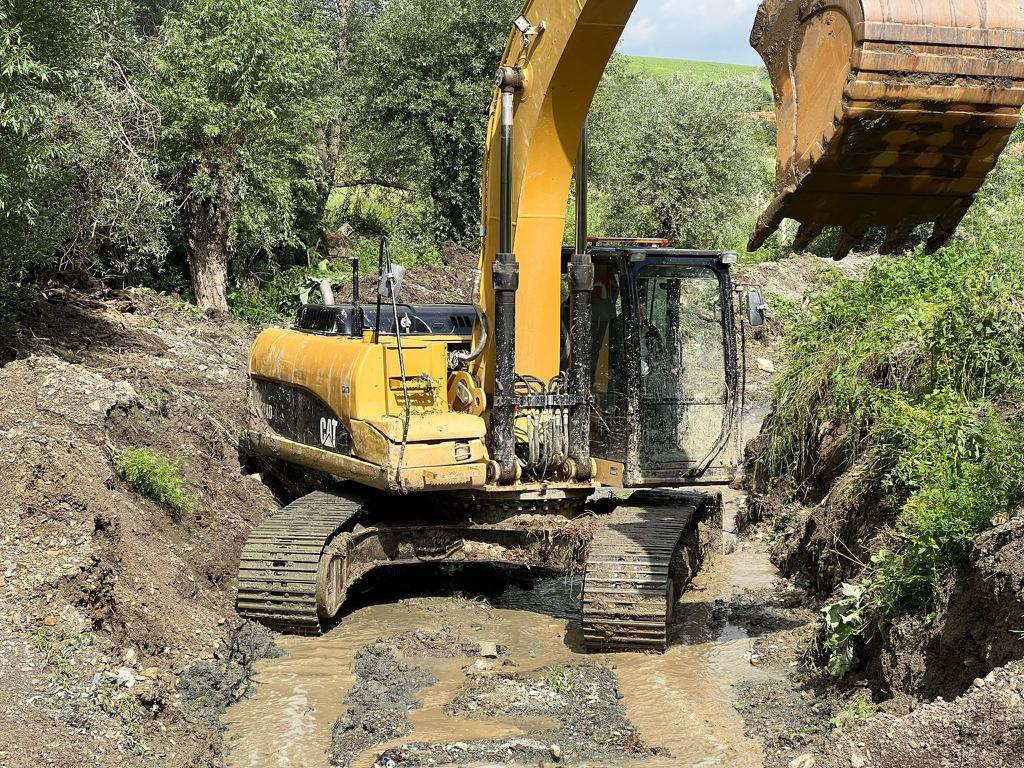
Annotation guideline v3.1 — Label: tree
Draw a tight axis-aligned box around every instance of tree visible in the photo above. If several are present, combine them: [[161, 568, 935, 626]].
[[0, 0, 166, 282], [338, 0, 517, 245], [151, 0, 337, 312], [589, 70, 772, 250]]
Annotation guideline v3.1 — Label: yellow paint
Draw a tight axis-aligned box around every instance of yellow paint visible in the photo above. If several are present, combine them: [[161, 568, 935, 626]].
[[246, 0, 642, 495], [475, 0, 639, 395], [594, 458, 625, 487]]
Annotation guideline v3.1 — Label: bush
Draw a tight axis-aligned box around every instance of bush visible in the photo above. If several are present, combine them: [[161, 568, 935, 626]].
[[758, 142, 1024, 673], [115, 447, 199, 517]]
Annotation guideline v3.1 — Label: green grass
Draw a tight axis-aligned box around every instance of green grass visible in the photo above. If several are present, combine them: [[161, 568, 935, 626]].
[[115, 447, 199, 517], [756, 134, 1024, 675], [622, 55, 759, 81]]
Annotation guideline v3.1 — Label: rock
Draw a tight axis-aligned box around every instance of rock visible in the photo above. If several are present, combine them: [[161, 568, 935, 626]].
[[789, 755, 815, 768], [465, 659, 490, 675], [850, 752, 865, 768], [142, 667, 160, 679], [478, 641, 499, 659], [42, 616, 58, 627], [973, 678, 985, 689], [116, 667, 138, 688], [549, 743, 562, 762], [451, 742, 469, 752], [123, 647, 138, 665], [756, 357, 776, 373]]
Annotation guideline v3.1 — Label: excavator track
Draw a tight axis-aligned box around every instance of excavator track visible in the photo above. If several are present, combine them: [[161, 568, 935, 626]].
[[581, 493, 707, 652], [236, 491, 363, 634]]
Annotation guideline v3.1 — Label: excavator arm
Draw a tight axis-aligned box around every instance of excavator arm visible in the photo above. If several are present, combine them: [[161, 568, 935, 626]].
[[749, 0, 1024, 259], [474, 0, 1024, 398]]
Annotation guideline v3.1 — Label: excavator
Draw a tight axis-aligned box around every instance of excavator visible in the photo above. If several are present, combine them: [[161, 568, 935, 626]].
[[236, 0, 1024, 651]]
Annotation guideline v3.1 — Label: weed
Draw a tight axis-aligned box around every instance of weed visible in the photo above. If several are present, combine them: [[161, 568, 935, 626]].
[[827, 693, 875, 730], [26, 626, 94, 686], [544, 665, 586, 696], [115, 446, 199, 517], [146, 391, 169, 409]]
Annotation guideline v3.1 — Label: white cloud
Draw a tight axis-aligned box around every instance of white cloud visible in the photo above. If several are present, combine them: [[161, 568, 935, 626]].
[[620, 0, 764, 65]]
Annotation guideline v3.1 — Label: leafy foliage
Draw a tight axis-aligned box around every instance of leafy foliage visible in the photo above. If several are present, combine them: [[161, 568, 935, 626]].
[[0, 0, 168, 277], [151, 0, 339, 254], [588, 65, 774, 251], [337, 0, 517, 244], [115, 446, 199, 517], [759, 141, 1024, 672]]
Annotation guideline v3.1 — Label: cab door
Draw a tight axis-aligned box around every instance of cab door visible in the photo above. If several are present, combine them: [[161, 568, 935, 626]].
[[627, 258, 738, 485]]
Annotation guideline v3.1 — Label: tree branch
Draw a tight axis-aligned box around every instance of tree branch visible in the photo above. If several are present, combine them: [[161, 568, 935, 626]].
[[334, 178, 412, 192]]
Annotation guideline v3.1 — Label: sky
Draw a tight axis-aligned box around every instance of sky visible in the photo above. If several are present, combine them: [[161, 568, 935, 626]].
[[618, 0, 764, 65]]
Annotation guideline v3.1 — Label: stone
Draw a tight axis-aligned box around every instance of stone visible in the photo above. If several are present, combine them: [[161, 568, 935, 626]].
[[756, 357, 776, 374], [115, 668, 138, 688], [477, 641, 499, 659], [850, 752, 865, 768], [549, 744, 562, 762], [789, 755, 815, 768]]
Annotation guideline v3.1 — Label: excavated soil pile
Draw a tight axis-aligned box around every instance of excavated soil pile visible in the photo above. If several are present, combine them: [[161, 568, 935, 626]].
[[0, 287, 282, 767], [813, 661, 1024, 768]]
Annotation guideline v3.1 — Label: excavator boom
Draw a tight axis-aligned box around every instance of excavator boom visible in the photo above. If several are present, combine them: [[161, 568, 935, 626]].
[[749, 0, 1024, 259]]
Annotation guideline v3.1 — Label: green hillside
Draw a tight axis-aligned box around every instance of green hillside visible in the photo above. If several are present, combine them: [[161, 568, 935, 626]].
[[622, 55, 760, 81]]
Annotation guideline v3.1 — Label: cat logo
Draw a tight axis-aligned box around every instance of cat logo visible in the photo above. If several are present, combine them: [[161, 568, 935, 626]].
[[320, 417, 340, 449]]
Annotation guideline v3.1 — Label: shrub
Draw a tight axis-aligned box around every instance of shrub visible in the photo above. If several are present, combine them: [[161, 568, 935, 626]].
[[115, 447, 199, 516]]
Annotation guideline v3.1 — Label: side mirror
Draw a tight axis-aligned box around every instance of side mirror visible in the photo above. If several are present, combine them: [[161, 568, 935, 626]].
[[378, 264, 407, 301], [746, 290, 767, 327]]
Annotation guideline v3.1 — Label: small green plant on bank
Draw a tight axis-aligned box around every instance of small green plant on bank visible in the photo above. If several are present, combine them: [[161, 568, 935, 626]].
[[115, 447, 199, 517], [26, 626, 95, 686], [25, 626, 150, 754], [827, 692, 875, 730]]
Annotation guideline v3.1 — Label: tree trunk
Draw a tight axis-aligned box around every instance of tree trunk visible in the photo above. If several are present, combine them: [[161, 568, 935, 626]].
[[310, 0, 352, 255], [185, 198, 230, 314]]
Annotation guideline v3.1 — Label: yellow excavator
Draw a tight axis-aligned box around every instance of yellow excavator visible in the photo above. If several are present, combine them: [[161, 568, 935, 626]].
[[236, 0, 1024, 650]]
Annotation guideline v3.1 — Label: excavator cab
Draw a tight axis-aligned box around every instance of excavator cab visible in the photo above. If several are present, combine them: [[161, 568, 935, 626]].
[[581, 246, 740, 488]]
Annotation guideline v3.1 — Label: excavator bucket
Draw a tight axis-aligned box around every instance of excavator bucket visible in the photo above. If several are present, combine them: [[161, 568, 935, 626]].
[[749, 0, 1024, 259]]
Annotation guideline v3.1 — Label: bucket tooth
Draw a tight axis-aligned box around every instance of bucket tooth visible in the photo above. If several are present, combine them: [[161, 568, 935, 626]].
[[791, 223, 822, 253]]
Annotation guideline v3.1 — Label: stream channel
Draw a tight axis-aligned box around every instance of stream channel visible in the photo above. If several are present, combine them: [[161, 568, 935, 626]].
[[222, 482, 781, 768]]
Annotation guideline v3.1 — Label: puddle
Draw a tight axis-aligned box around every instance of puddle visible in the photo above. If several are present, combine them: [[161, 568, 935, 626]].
[[222, 486, 780, 768]]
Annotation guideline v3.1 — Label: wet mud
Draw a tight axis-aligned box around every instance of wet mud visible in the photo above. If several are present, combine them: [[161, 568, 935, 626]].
[[222, 489, 786, 768]]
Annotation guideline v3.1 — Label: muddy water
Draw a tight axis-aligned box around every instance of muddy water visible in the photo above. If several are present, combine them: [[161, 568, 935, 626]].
[[222, 486, 779, 768]]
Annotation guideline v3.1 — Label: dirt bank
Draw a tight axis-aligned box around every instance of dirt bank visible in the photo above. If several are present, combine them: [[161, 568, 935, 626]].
[[0, 286, 281, 766]]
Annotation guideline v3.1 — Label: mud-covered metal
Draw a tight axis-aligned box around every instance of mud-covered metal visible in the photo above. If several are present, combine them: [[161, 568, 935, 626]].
[[750, 0, 1024, 258], [582, 491, 717, 651], [250, 379, 352, 456], [236, 491, 365, 634]]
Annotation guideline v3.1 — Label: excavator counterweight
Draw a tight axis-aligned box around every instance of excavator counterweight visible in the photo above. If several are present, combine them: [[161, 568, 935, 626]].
[[749, 0, 1024, 259]]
